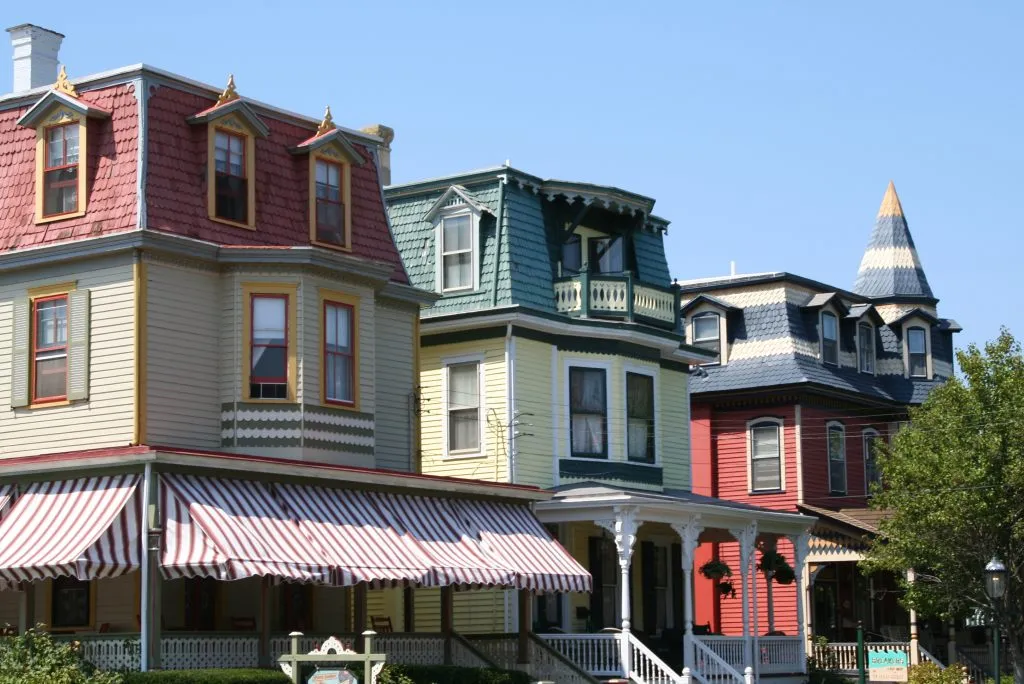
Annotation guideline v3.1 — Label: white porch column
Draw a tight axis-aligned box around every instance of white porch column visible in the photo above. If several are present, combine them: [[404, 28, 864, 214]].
[[947, 622, 958, 665], [597, 506, 641, 679], [789, 532, 810, 674], [907, 569, 920, 665], [730, 522, 757, 671], [671, 515, 704, 672]]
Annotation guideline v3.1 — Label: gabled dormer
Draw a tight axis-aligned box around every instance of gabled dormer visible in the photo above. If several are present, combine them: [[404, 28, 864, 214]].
[[681, 294, 739, 365], [845, 303, 885, 375], [423, 184, 494, 294], [801, 292, 849, 367]]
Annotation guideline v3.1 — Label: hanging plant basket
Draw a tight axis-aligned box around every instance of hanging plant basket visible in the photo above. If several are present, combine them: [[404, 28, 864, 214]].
[[773, 564, 796, 585], [718, 580, 736, 599], [700, 559, 733, 581], [758, 548, 795, 585]]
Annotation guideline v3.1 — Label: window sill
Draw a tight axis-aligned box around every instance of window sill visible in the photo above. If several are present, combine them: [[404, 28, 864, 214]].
[[311, 239, 352, 253], [828, 492, 848, 497], [438, 288, 480, 297], [569, 454, 609, 460], [749, 488, 785, 495], [26, 399, 72, 410], [243, 397, 297, 405], [209, 215, 256, 231], [442, 451, 487, 461], [322, 399, 360, 412], [625, 459, 660, 468], [35, 209, 86, 225]]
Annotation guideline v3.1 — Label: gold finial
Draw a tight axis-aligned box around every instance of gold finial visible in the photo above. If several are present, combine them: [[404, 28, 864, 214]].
[[317, 106, 336, 137], [215, 74, 240, 107], [53, 65, 78, 98], [877, 180, 904, 218]]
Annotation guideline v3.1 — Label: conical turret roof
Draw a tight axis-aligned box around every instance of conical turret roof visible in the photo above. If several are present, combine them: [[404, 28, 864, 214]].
[[853, 181, 934, 300]]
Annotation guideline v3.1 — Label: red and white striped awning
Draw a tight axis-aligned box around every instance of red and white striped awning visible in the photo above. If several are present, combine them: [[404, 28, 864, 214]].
[[161, 474, 331, 583], [0, 484, 14, 518], [0, 475, 140, 584]]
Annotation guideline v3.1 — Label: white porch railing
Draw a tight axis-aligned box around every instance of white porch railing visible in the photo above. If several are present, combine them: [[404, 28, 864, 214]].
[[633, 283, 676, 324], [695, 635, 746, 670], [74, 636, 141, 671], [690, 637, 746, 684], [162, 634, 260, 669], [537, 632, 622, 678], [628, 633, 685, 684], [468, 633, 597, 684], [554, 279, 583, 313], [758, 636, 804, 674]]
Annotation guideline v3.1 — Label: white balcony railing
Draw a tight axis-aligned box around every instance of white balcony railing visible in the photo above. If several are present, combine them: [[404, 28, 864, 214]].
[[553, 275, 678, 327]]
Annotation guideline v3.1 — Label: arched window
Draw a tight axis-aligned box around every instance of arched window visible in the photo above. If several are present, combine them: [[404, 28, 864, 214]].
[[863, 429, 882, 492], [692, 312, 721, 364], [821, 312, 838, 366], [907, 326, 928, 377], [749, 419, 783, 491], [827, 422, 846, 495], [858, 323, 875, 374]]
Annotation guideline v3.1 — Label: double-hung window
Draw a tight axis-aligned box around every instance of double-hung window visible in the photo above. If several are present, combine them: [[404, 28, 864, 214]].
[[588, 236, 624, 274], [626, 372, 655, 463], [821, 312, 838, 365], [864, 430, 882, 491], [562, 234, 582, 274], [214, 130, 248, 224], [51, 577, 91, 629], [858, 323, 875, 373], [827, 422, 847, 494], [570, 367, 607, 458], [440, 214, 474, 291], [32, 294, 68, 403], [315, 159, 345, 247], [324, 301, 355, 405], [43, 123, 80, 217], [250, 295, 288, 399], [907, 327, 928, 377], [692, 312, 721, 363], [750, 420, 782, 491], [446, 362, 481, 454]]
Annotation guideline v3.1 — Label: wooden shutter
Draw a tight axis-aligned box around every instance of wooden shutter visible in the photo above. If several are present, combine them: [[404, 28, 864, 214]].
[[10, 297, 30, 408], [66, 289, 91, 401]]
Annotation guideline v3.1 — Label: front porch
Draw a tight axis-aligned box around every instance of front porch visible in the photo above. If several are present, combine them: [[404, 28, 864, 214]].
[[534, 485, 815, 684]]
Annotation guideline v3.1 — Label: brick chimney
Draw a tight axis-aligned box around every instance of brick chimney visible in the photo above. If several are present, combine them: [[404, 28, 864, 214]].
[[360, 124, 395, 186], [6, 24, 64, 93]]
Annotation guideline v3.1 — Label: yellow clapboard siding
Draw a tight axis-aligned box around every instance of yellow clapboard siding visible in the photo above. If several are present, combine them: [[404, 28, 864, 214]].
[[661, 367, 691, 490]]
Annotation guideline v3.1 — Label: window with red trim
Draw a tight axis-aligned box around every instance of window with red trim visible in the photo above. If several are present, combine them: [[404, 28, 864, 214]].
[[43, 123, 80, 217], [32, 294, 69, 403], [324, 301, 354, 404], [315, 160, 345, 247], [250, 294, 288, 399], [214, 130, 248, 223]]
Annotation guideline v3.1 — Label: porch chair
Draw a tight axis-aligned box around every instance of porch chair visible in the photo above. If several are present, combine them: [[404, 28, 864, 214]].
[[370, 616, 393, 633]]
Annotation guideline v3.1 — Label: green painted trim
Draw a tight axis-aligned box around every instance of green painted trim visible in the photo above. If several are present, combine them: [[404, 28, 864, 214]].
[[421, 326, 507, 347], [558, 458, 664, 487]]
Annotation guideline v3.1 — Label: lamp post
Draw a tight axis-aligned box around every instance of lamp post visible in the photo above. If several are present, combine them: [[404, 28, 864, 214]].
[[985, 556, 1008, 684]]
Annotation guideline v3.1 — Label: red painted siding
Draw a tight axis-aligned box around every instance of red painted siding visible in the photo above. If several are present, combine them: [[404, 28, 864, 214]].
[[800, 406, 890, 508], [711, 405, 799, 511], [715, 537, 799, 636], [0, 84, 138, 250]]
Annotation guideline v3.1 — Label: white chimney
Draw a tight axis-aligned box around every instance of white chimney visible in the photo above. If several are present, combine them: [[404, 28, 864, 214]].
[[6, 24, 64, 93]]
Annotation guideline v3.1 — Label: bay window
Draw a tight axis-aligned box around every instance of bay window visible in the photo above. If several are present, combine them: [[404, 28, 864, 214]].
[[324, 301, 355, 405], [626, 372, 655, 463], [250, 294, 288, 399], [446, 361, 481, 454], [828, 422, 847, 495], [570, 367, 607, 458]]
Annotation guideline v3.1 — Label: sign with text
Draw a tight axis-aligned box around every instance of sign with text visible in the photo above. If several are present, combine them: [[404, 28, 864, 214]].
[[308, 669, 358, 684], [868, 649, 909, 682]]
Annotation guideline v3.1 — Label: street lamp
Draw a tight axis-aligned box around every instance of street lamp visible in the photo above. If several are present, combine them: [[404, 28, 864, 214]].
[[985, 557, 1007, 684]]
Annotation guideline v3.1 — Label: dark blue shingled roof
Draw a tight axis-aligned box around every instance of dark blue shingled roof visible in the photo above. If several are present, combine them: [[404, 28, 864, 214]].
[[853, 182, 934, 300]]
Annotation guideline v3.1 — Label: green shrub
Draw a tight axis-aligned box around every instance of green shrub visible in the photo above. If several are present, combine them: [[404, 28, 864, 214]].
[[377, 664, 531, 684], [908, 662, 969, 684], [0, 627, 123, 684], [122, 669, 289, 684]]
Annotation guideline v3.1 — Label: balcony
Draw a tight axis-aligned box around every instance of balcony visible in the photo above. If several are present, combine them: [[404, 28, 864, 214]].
[[554, 273, 680, 331]]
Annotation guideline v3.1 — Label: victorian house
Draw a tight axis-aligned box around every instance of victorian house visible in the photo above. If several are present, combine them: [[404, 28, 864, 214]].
[[386, 166, 814, 684], [682, 183, 961, 668], [0, 24, 593, 677]]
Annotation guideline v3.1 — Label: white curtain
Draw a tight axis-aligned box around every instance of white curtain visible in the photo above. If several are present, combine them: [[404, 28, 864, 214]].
[[570, 369, 605, 455]]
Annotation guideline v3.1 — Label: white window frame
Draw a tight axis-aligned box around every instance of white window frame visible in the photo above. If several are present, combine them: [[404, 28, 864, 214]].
[[687, 302, 728, 365], [827, 420, 847, 495], [863, 428, 882, 493], [435, 205, 480, 293], [563, 358, 613, 460], [856, 321, 875, 375], [902, 320, 932, 379], [819, 309, 839, 367], [747, 416, 785, 493], [441, 353, 486, 459], [623, 364, 659, 466]]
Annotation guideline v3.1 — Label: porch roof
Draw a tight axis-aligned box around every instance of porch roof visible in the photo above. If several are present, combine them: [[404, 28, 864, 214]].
[[534, 483, 814, 536]]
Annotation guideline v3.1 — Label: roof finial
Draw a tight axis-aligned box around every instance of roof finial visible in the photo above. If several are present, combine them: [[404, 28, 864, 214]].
[[215, 74, 240, 107], [53, 65, 78, 98], [877, 180, 904, 218], [317, 106, 336, 137]]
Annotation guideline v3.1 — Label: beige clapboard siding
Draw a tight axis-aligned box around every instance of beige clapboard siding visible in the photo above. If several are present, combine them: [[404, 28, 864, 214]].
[[512, 337, 557, 488], [413, 588, 507, 634], [145, 261, 222, 448], [373, 303, 416, 472], [0, 257, 135, 458], [419, 338, 507, 482], [661, 367, 691, 489], [301, 276, 376, 414]]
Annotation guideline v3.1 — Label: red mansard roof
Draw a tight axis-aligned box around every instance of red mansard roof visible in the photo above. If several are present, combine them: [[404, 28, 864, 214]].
[[146, 86, 408, 283], [0, 84, 139, 251]]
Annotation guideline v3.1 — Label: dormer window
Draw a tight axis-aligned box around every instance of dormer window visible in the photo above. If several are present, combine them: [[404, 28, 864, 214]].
[[857, 323, 875, 374], [821, 312, 838, 366], [692, 312, 721, 363], [214, 130, 248, 224], [907, 327, 928, 377], [315, 159, 345, 246], [441, 214, 474, 291], [562, 235, 582, 274], [589, 236, 623, 274], [43, 123, 80, 217], [424, 185, 489, 294]]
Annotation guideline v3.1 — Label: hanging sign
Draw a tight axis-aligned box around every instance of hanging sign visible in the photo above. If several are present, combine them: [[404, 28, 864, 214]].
[[868, 649, 909, 682], [308, 669, 359, 684]]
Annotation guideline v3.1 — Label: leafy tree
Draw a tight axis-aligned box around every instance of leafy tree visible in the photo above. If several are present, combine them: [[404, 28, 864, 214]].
[[864, 330, 1024, 682], [0, 626, 123, 684]]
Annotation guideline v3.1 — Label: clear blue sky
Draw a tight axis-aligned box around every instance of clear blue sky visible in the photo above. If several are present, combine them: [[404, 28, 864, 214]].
[[5, 2, 1019, 352]]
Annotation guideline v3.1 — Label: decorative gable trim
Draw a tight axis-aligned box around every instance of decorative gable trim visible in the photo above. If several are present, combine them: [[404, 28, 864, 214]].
[[16, 89, 110, 129], [423, 185, 493, 222], [888, 307, 939, 328], [845, 303, 885, 326], [680, 293, 739, 316], [801, 292, 849, 315], [289, 130, 365, 162], [187, 98, 271, 137]]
